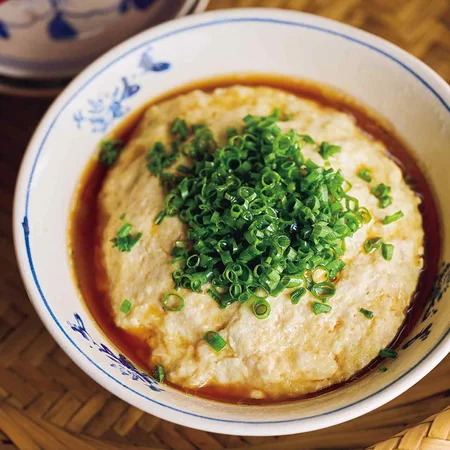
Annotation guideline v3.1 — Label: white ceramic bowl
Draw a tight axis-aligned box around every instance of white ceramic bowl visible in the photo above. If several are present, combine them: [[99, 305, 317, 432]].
[[13, 8, 450, 436]]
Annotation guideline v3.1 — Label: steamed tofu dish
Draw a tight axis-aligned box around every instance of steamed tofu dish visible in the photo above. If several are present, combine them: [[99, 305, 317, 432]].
[[91, 86, 423, 401]]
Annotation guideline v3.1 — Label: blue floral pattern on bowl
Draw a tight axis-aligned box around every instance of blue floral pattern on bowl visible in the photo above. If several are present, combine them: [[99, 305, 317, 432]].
[[68, 313, 163, 392], [73, 46, 170, 133]]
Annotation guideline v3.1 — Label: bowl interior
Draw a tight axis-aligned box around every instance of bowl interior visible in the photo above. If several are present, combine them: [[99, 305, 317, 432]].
[[14, 9, 450, 435]]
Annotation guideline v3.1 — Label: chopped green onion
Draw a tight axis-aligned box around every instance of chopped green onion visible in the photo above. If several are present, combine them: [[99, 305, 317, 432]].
[[379, 196, 392, 209], [357, 168, 372, 182], [312, 302, 332, 315], [252, 298, 271, 319], [162, 293, 184, 312], [318, 141, 341, 159], [299, 134, 315, 144], [371, 183, 393, 208], [381, 243, 394, 261], [378, 366, 388, 372], [99, 139, 123, 167], [311, 282, 336, 300], [154, 210, 166, 225], [281, 274, 306, 288], [372, 183, 390, 198], [170, 118, 190, 140], [364, 237, 383, 253], [311, 266, 329, 283], [203, 331, 227, 352], [360, 308, 373, 319], [153, 365, 165, 382], [382, 211, 404, 225], [119, 213, 126, 220], [358, 207, 372, 224], [290, 287, 306, 304], [146, 141, 180, 176], [111, 222, 142, 252], [379, 348, 398, 359], [149, 112, 371, 309], [120, 299, 132, 315]]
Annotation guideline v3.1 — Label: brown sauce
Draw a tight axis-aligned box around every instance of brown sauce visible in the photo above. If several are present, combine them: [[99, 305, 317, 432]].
[[70, 74, 440, 405]]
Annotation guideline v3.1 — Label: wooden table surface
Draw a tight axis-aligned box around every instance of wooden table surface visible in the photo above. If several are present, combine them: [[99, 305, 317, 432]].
[[1, 1, 449, 449]]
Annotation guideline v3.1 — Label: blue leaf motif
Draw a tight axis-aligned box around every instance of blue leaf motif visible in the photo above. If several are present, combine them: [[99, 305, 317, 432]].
[[48, 12, 78, 40], [0, 20, 9, 39], [74, 49, 170, 132], [69, 314, 164, 392], [67, 314, 91, 341], [139, 48, 171, 73], [152, 62, 170, 72], [133, 0, 156, 10], [120, 77, 140, 100]]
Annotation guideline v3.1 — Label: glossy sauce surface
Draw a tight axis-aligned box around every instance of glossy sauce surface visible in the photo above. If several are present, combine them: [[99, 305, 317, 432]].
[[70, 75, 440, 404]]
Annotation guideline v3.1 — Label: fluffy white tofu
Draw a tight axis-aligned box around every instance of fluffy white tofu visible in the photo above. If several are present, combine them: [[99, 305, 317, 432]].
[[99, 86, 423, 399]]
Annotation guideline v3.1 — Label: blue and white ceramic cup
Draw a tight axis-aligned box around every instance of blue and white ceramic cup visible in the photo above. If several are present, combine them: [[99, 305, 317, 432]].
[[0, 0, 199, 79]]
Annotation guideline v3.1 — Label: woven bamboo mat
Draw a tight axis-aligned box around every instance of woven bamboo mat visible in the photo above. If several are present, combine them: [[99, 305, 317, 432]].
[[1, 0, 449, 449]]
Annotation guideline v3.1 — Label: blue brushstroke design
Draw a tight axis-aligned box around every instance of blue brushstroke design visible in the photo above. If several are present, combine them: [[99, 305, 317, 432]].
[[48, 12, 78, 40], [0, 20, 9, 39], [139, 47, 170, 72], [68, 313, 163, 391], [133, 0, 156, 10]]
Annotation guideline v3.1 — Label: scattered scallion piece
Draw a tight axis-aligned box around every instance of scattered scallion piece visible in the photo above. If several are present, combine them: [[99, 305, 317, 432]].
[[111, 221, 142, 252], [153, 365, 165, 382], [379, 348, 398, 359], [382, 210, 404, 225], [203, 331, 227, 352], [358, 207, 372, 224], [290, 287, 306, 304], [371, 183, 392, 209], [170, 118, 190, 140], [381, 243, 394, 261], [379, 196, 392, 209], [372, 183, 390, 199], [252, 298, 271, 319], [120, 299, 132, 315], [310, 282, 336, 301], [312, 302, 332, 315], [99, 139, 123, 167], [299, 134, 315, 145], [150, 111, 369, 309], [360, 308, 373, 319], [378, 366, 388, 372], [154, 210, 166, 225], [162, 293, 184, 312], [364, 237, 383, 253], [119, 213, 125, 220], [357, 168, 372, 182], [146, 141, 179, 176], [318, 141, 341, 159]]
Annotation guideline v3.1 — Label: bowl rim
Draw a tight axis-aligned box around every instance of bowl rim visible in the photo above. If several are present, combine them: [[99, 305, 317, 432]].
[[13, 7, 450, 436]]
